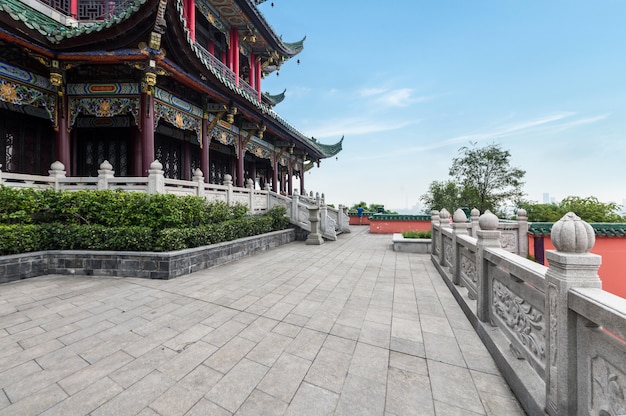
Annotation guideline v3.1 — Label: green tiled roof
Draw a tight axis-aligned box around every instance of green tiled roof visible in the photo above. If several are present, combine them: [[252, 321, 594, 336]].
[[529, 222, 626, 237], [1, 0, 147, 42], [263, 89, 286, 106], [369, 214, 431, 221]]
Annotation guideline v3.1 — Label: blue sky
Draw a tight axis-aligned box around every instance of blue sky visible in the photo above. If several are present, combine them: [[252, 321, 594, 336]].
[[260, 1, 626, 213]]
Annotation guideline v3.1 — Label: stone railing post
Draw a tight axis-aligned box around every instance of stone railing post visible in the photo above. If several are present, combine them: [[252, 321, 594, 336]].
[[315, 192, 321, 207], [320, 204, 329, 236], [451, 208, 470, 285], [431, 210, 440, 259], [438, 208, 450, 267], [48, 161, 67, 191], [544, 213, 601, 416], [223, 174, 233, 205], [517, 208, 529, 258], [305, 206, 324, 245], [264, 183, 271, 211], [147, 160, 165, 194], [193, 168, 205, 197], [97, 160, 114, 190], [291, 190, 300, 223], [246, 178, 254, 212], [470, 208, 480, 237], [338, 204, 351, 233], [476, 210, 501, 322]]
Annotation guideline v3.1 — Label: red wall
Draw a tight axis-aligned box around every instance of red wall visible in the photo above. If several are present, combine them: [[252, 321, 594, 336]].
[[369, 220, 431, 234], [349, 216, 371, 225], [528, 235, 626, 299]]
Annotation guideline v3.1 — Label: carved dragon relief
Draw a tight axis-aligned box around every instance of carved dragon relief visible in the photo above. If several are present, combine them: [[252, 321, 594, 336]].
[[443, 242, 452, 267], [492, 279, 546, 363], [500, 232, 517, 252], [591, 356, 626, 416]]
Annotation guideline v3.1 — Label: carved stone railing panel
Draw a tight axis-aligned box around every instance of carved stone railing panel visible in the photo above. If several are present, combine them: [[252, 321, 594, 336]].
[[570, 288, 626, 416], [459, 248, 477, 299]]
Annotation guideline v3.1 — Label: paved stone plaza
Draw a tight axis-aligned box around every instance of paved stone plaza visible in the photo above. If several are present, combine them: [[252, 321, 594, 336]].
[[0, 226, 526, 415]]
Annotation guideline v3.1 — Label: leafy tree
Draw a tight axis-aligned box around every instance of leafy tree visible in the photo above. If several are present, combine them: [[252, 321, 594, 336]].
[[520, 196, 625, 222], [421, 143, 525, 213], [419, 180, 463, 214]]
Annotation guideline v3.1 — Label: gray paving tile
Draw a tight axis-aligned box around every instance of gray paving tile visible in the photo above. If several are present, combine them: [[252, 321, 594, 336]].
[[236, 389, 288, 416], [304, 346, 351, 394], [385, 367, 434, 416], [428, 360, 485, 415], [257, 352, 311, 402], [334, 373, 386, 416], [285, 382, 338, 416], [205, 358, 268, 413]]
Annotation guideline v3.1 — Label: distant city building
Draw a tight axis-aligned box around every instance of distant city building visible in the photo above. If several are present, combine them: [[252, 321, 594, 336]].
[[543, 193, 550, 204]]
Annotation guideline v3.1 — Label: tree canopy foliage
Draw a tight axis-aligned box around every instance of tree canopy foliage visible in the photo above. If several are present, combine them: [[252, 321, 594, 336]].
[[420, 143, 525, 214], [520, 196, 625, 223]]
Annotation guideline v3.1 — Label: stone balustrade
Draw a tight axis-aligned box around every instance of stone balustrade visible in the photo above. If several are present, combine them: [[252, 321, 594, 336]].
[[0, 160, 349, 243], [431, 208, 626, 416]]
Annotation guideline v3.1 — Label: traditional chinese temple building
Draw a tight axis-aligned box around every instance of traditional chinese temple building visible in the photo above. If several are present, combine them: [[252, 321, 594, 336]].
[[0, 0, 342, 194]]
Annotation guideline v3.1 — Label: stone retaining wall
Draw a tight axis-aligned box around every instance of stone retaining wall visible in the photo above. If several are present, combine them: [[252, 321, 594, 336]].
[[0, 229, 295, 283]]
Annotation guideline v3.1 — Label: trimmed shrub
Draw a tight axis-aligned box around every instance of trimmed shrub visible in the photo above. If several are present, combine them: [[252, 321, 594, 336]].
[[402, 230, 432, 239]]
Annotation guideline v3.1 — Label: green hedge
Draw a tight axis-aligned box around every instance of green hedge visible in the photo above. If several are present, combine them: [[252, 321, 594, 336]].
[[0, 187, 290, 254]]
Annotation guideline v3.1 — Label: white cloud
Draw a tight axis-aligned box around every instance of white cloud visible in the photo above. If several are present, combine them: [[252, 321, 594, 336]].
[[306, 117, 418, 139]]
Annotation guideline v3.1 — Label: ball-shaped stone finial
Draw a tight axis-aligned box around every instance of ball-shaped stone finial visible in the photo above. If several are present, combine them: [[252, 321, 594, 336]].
[[50, 160, 65, 171], [99, 160, 113, 171], [551, 212, 595, 253], [453, 208, 467, 223], [478, 210, 499, 230], [517, 208, 527, 219], [439, 208, 450, 220], [471, 208, 480, 219], [149, 160, 163, 170]]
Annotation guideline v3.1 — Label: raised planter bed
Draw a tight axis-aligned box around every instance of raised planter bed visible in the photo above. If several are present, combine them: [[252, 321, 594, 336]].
[[0, 229, 295, 283], [392, 233, 432, 254]]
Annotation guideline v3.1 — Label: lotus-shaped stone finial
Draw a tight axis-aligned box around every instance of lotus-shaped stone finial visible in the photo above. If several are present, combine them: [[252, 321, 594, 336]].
[[551, 212, 595, 253]]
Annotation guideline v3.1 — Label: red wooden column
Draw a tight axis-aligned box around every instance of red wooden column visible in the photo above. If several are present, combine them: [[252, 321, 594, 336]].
[[287, 162, 293, 195], [236, 135, 244, 187], [228, 29, 234, 71], [201, 117, 209, 183], [300, 160, 305, 194], [249, 52, 256, 89], [233, 28, 240, 87], [256, 61, 262, 101], [70, 0, 78, 18], [271, 155, 278, 193], [56, 94, 71, 174], [141, 92, 155, 175], [187, 0, 196, 42], [208, 39, 215, 55]]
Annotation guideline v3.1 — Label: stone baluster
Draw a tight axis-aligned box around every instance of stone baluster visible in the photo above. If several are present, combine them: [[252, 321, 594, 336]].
[[430, 210, 440, 258], [476, 210, 501, 322], [320, 204, 328, 236], [291, 190, 300, 224], [305, 206, 324, 245], [544, 213, 601, 416], [147, 160, 164, 194], [470, 208, 480, 237], [223, 174, 233, 205], [516, 208, 529, 258], [315, 192, 321, 207], [246, 178, 254, 212], [452, 208, 470, 285], [48, 161, 66, 191], [97, 160, 114, 190], [438, 208, 450, 267], [193, 168, 205, 197]]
